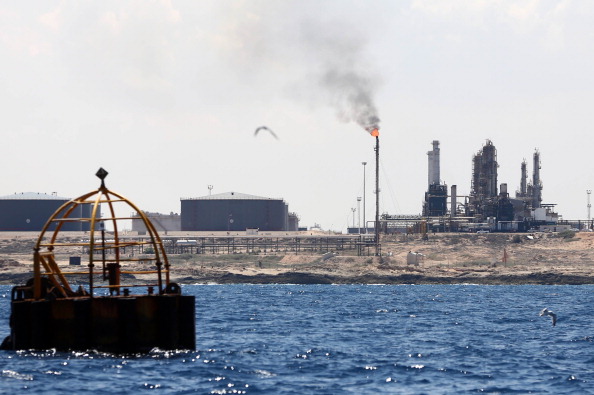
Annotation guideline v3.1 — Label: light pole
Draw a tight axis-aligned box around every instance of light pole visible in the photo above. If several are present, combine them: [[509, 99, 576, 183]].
[[362, 162, 367, 233], [357, 197, 362, 233], [351, 207, 356, 230], [586, 189, 592, 226], [208, 185, 213, 196]]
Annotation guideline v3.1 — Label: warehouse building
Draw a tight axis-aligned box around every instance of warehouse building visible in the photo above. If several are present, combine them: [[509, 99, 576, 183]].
[[181, 192, 294, 231], [0, 192, 96, 231]]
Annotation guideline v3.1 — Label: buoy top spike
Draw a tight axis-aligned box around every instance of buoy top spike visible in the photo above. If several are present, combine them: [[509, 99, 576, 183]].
[[96, 168, 108, 188]]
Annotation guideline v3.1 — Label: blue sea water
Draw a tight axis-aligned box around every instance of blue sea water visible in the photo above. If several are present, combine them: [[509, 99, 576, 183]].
[[0, 284, 593, 394]]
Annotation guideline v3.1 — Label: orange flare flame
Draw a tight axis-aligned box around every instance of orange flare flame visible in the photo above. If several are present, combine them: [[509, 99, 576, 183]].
[[370, 128, 379, 137]]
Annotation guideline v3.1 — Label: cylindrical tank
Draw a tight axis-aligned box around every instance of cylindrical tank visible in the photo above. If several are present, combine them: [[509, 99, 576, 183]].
[[181, 192, 290, 231], [450, 185, 457, 217], [0, 192, 96, 231]]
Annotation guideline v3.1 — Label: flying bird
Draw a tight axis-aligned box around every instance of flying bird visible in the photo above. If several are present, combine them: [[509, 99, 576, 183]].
[[539, 308, 557, 326], [254, 126, 278, 140]]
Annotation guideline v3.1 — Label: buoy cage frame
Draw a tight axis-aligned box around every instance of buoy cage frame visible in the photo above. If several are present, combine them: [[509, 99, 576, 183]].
[[1, 169, 195, 352], [30, 174, 171, 298]]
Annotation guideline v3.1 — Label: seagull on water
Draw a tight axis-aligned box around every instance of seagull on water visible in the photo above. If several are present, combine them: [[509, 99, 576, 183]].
[[254, 126, 278, 140], [539, 308, 557, 326]]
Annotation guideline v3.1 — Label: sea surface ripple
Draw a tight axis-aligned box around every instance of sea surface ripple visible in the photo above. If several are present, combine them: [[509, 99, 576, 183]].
[[0, 284, 593, 394]]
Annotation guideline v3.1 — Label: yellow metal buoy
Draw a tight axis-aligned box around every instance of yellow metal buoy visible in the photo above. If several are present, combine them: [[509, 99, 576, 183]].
[[1, 169, 195, 352]]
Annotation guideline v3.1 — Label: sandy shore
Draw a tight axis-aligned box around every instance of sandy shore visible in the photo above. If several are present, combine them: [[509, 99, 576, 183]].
[[1, 231, 594, 285]]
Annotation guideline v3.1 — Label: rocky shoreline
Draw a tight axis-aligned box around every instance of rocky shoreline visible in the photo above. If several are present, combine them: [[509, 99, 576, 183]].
[[173, 271, 594, 285], [3, 270, 594, 286], [2, 271, 594, 286], [2, 231, 594, 286]]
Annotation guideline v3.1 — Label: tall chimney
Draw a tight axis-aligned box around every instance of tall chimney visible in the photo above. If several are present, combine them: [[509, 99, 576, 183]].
[[428, 140, 440, 187]]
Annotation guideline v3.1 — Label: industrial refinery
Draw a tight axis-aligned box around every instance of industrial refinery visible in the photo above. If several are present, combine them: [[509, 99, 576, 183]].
[[418, 139, 560, 232], [380, 139, 577, 234]]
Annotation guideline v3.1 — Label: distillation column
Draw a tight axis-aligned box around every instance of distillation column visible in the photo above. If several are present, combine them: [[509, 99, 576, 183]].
[[519, 160, 527, 197], [450, 185, 457, 217], [532, 150, 542, 208]]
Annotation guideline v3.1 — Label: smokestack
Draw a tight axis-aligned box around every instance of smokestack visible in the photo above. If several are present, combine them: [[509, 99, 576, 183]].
[[428, 140, 440, 187], [451, 185, 457, 217]]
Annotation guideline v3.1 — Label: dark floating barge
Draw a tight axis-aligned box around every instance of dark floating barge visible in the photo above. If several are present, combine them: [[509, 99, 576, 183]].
[[1, 168, 195, 353]]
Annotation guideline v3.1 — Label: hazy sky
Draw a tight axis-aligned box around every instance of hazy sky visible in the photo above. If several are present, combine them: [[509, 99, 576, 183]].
[[2, 0, 593, 231]]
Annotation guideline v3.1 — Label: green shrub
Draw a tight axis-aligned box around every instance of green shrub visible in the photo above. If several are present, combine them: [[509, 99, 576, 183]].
[[558, 230, 576, 239]]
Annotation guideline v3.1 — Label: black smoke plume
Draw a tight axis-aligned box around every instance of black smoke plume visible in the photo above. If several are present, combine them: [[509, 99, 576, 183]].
[[321, 69, 380, 133]]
